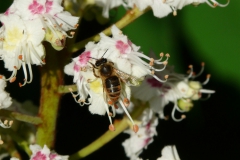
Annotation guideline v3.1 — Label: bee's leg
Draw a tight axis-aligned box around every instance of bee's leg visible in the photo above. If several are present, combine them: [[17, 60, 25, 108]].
[[120, 83, 130, 107], [93, 68, 100, 78]]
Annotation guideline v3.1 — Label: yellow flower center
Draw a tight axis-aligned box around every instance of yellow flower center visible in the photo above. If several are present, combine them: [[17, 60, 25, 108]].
[[89, 79, 102, 94]]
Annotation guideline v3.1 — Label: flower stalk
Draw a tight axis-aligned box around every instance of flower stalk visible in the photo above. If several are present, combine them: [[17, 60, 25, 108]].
[[35, 46, 65, 148], [0, 110, 42, 125], [69, 100, 148, 159]]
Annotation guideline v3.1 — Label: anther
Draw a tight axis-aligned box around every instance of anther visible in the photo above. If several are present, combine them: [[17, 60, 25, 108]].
[[165, 53, 170, 57], [151, 70, 155, 75], [0, 75, 2, 79], [163, 61, 168, 65], [109, 124, 115, 131], [181, 115, 186, 119], [164, 75, 169, 79], [188, 65, 193, 69], [14, 66, 18, 70], [42, 28, 46, 30], [173, 10, 177, 16], [69, 88, 73, 92], [60, 23, 63, 27], [9, 120, 13, 126], [74, 24, 79, 28], [201, 62, 205, 66], [0, 140, 3, 145], [70, 32, 75, 36], [18, 55, 23, 60], [19, 83, 23, 87], [10, 77, 16, 83], [207, 74, 211, 79], [162, 0, 166, 3], [133, 124, 139, 133], [109, 112, 113, 117], [123, 98, 130, 107], [108, 100, 113, 106], [159, 52, 164, 57], [4, 120, 8, 125]]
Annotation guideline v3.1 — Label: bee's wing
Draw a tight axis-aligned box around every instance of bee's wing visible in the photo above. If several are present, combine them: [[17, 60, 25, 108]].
[[114, 68, 143, 86]]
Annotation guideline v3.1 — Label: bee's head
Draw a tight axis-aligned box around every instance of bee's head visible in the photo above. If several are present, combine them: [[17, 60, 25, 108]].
[[95, 58, 107, 67]]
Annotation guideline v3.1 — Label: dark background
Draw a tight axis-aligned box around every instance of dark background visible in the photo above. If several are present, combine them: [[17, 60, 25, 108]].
[[1, 0, 240, 160]]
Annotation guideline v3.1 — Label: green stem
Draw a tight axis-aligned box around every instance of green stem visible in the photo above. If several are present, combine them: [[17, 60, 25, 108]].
[[35, 46, 65, 148], [69, 102, 148, 159], [0, 128, 31, 156], [58, 84, 77, 94], [0, 110, 42, 125], [68, 7, 150, 53]]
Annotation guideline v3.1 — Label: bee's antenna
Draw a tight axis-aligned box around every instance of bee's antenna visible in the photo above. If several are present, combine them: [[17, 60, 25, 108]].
[[87, 57, 98, 60], [101, 49, 109, 58]]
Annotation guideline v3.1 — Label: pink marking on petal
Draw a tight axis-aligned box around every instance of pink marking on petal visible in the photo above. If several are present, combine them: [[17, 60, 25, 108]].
[[78, 51, 91, 67], [46, 0, 53, 13], [32, 151, 47, 160], [4, 9, 10, 15], [147, 78, 163, 88], [74, 63, 80, 72], [28, 0, 44, 15], [116, 40, 129, 54], [49, 153, 57, 160]]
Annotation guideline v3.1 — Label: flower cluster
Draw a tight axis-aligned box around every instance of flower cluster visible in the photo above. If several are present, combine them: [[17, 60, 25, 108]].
[[10, 144, 68, 160], [76, 0, 229, 18], [0, 75, 13, 145], [0, 0, 79, 86], [132, 59, 215, 122], [64, 25, 169, 132], [122, 108, 158, 160]]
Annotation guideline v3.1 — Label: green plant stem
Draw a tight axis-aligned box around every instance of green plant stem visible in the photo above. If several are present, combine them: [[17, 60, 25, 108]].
[[68, 7, 150, 53], [0, 110, 42, 125], [0, 128, 31, 156], [69, 102, 148, 159], [35, 46, 65, 148], [58, 84, 77, 93]]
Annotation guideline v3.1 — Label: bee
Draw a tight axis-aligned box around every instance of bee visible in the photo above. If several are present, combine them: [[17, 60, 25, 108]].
[[88, 50, 143, 132]]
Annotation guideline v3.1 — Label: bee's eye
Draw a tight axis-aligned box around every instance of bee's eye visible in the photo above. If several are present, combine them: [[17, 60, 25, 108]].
[[95, 61, 100, 66], [103, 58, 107, 63]]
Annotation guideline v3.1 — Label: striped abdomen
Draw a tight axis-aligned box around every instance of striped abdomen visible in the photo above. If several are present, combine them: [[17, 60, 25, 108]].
[[105, 76, 121, 103]]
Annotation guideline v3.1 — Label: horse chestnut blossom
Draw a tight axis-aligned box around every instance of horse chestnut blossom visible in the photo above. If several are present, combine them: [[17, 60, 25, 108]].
[[76, 0, 229, 18], [122, 108, 158, 160], [64, 25, 169, 132], [0, 0, 79, 86], [132, 62, 215, 122], [0, 75, 13, 145]]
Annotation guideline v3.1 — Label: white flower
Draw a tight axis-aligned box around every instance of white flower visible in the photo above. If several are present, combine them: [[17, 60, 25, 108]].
[[12, 0, 79, 48], [122, 108, 158, 160], [125, 0, 229, 18], [132, 61, 215, 121], [157, 145, 180, 160], [0, 75, 12, 109], [0, 14, 45, 86], [30, 144, 69, 160], [65, 25, 168, 132]]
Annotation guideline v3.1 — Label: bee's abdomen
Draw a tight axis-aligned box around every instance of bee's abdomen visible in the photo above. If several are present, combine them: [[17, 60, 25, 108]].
[[105, 76, 121, 102]]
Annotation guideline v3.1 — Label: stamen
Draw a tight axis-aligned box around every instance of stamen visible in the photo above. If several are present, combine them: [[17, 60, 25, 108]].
[[119, 100, 138, 132], [123, 98, 130, 107], [171, 103, 186, 122], [10, 77, 16, 83], [109, 124, 115, 131], [187, 65, 193, 78], [133, 124, 139, 133], [192, 62, 205, 79], [202, 74, 211, 85]]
